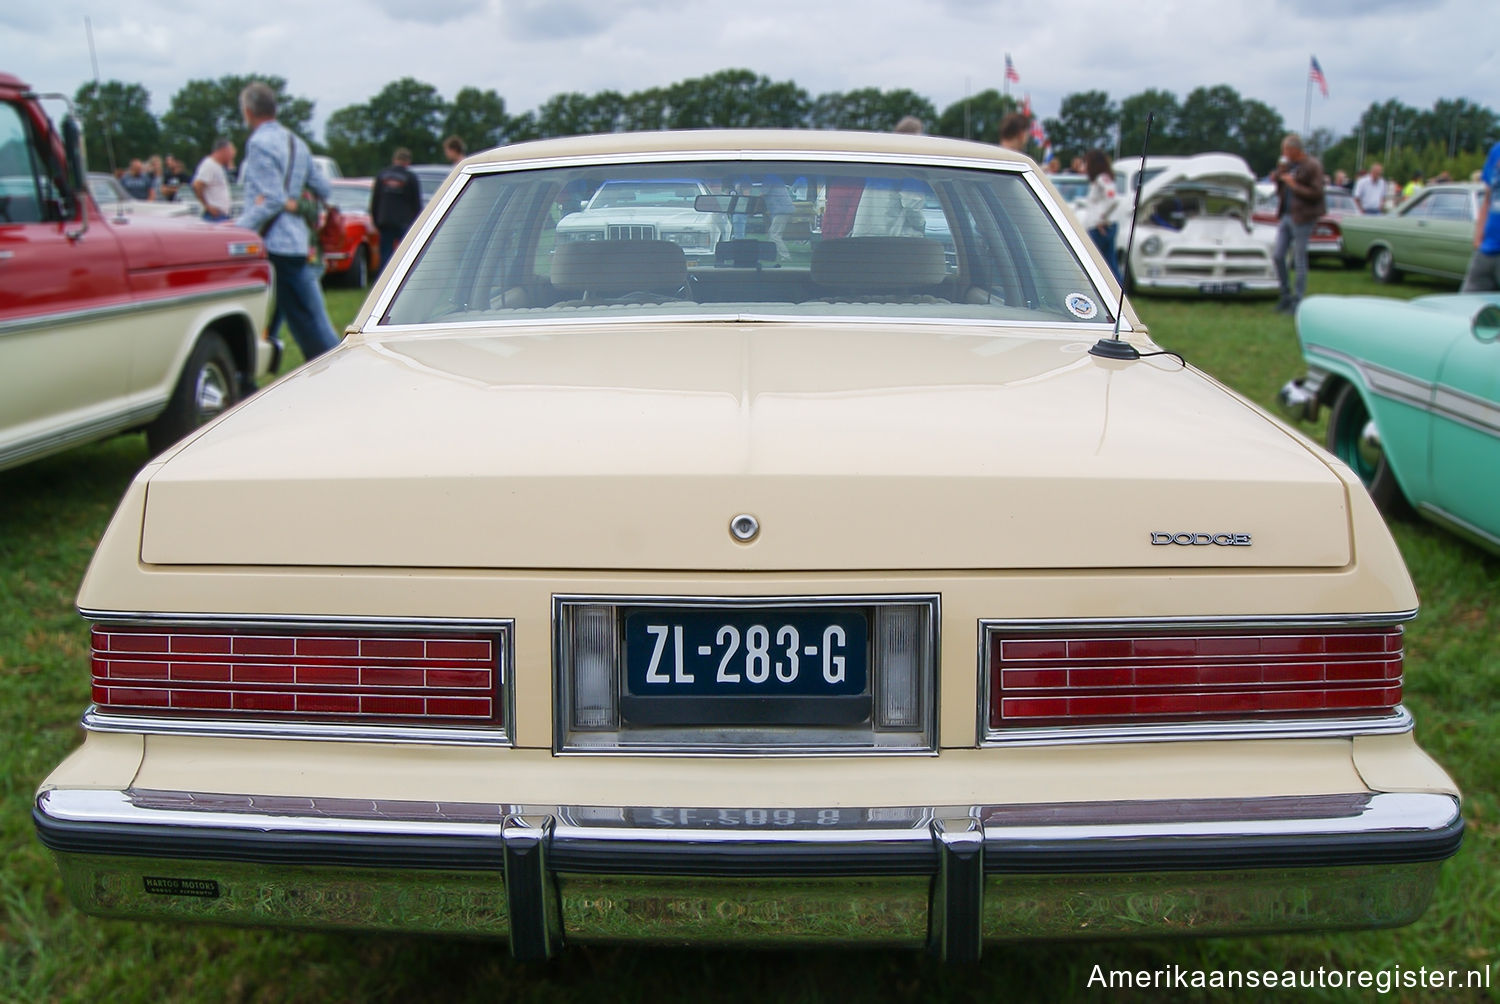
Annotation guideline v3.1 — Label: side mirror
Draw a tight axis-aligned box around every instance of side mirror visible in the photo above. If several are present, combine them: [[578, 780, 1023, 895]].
[[1473, 304, 1500, 343], [61, 114, 87, 195]]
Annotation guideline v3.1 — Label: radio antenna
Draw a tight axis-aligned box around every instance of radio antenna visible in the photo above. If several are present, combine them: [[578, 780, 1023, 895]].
[[85, 16, 118, 176], [1088, 111, 1154, 361]]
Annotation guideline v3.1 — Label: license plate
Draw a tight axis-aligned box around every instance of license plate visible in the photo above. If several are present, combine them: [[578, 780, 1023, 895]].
[[1199, 281, 1244, 294], [623, 607, 868, 697]]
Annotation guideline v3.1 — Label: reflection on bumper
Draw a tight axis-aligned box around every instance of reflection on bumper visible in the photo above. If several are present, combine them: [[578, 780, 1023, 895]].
[[35, 788, 1461, 961], [1278, 375, 1321, 423]]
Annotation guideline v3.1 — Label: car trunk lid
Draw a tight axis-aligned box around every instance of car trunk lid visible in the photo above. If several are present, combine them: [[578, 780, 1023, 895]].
[[140, 323, 1351, 570]]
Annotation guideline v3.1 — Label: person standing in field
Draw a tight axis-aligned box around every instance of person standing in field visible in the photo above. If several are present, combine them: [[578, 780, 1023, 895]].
[[369, 148, 422, 274], [235, 81, 340, 362], [1460, 140, 1500, 292], [1271, 133, 1326, 315]]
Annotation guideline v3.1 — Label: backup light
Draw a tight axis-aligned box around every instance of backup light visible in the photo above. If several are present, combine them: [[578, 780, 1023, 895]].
[[875, 606, 922, 729], [569, 605, 619, 730]]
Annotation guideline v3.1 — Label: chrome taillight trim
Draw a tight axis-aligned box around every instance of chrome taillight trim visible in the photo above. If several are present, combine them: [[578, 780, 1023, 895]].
[[977, 613, 1417, 747], [553, 594, 940, 755], [77, 611, 515, 747]]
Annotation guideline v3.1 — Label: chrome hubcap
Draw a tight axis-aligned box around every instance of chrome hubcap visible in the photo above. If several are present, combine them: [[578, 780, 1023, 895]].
[[194, 362, 230, 423], [1357, 418, 1382, 471]]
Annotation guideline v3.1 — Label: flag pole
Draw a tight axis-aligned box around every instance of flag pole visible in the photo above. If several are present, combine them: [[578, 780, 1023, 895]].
[[1303, 62, 1312, 136]]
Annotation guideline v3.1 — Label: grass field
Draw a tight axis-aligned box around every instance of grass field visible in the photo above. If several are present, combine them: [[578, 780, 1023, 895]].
[[2, 267, 1496, 1002]]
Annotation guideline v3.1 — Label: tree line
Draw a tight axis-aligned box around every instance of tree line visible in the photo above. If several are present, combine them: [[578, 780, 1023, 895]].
[[74, 68, 1497, 182]]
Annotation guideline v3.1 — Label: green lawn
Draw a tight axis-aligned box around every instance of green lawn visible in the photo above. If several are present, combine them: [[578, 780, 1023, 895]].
[[1, 267, 1496, 1002]]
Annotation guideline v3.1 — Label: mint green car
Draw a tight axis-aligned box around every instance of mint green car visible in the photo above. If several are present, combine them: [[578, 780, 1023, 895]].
[[1338, 184, 1484, 284], [1280, 293, 1500, 553]]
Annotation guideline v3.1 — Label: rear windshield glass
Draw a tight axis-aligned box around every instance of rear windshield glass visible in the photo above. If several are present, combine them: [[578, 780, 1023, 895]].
[[382, 160, 1113, 327]]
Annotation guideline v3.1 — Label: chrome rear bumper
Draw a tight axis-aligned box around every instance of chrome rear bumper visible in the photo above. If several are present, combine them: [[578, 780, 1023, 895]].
[[35, 787, 1461, 961]]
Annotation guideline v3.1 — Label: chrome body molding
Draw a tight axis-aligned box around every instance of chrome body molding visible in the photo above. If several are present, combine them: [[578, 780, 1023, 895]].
[[977, 613, 1417, 747], [0, 283, 267, 340], [34, 786, 1462, 958], [77, 611, 515, 747], [81, 709, 511, 747], [1308, 344, 1500, 438], [1417, 502, 1500, 552], [364, 149, 1132, 336], [0, 400, 164, 470]]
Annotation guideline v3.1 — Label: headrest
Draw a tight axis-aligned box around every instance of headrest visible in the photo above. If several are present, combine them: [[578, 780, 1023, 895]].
[[551, 239, 688, 295], [811, 237, 947, 291], [714, 239, 777, 267]]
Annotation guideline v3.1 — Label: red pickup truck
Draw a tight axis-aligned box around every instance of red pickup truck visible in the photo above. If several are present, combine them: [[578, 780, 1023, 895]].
[[0, 73, 274, 470]]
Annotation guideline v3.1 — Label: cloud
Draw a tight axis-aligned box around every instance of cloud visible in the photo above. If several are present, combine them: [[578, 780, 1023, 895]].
[[1275, 0, 1434, 14], [501, 0, 607, 40], [364, 0, 486, 25]]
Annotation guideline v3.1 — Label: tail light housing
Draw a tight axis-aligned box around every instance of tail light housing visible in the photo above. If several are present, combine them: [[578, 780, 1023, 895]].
[[983, 621, 1404, 740], [89, 621, 510, 738]]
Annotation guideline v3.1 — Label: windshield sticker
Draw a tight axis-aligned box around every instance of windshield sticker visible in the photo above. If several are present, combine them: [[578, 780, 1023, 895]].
[[1065, 293, 1099, 319]]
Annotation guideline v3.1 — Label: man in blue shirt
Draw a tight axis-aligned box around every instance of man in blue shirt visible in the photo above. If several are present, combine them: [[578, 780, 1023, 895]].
[[235, 81, 341, 361], [1461, 141, 1500, 292]]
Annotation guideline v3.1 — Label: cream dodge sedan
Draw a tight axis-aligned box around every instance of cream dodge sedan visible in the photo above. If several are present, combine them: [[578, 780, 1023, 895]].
[[36, 131, 1461, 961]]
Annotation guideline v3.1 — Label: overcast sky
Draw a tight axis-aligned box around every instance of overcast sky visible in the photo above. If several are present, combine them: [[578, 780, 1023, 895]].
[[5, 0, 1496, 143]]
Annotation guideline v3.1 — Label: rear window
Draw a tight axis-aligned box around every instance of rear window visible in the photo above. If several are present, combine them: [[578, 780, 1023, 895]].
[[381, 160, 1113, 327]]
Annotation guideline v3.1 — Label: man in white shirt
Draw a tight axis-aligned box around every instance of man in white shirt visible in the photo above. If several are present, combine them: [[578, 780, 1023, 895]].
[[192, 138, 236, 221], [1353, 163, 1388, 214]]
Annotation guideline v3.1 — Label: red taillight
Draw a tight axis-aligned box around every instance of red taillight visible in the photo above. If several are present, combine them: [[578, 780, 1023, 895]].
[[91, 625, 502, 726], [987, 626, 1402, 730]]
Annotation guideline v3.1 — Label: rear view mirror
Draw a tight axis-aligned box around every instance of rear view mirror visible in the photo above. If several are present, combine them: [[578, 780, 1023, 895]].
[[694, 193, 765, 216]]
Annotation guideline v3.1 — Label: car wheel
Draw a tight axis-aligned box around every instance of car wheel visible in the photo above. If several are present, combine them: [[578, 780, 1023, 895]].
[[347, 246, 370, 289], [147, 332, 238, 455], [1370, 246, 1402, 284], [1326, 383, 1404, 512]]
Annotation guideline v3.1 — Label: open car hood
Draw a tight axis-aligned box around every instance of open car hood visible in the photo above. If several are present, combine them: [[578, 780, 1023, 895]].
[[140, 324, 1352, 571], [1137, 154, 1256, 208]]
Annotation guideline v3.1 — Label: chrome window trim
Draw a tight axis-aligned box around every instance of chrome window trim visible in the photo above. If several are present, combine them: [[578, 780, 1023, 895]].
[[977, 612, 1417, 747], [553, 593, 940, 756], [364, 151, 1135, 336], [0, 284, 267, 339], [78, 610, 515, 747], [366, 315, 1122, 336]]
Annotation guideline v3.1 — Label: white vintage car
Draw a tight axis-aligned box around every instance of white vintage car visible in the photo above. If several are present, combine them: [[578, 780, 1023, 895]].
[[554, 177, 729, 261], [1115, 153, 1278, 296], [35, 130, 1461, 961]]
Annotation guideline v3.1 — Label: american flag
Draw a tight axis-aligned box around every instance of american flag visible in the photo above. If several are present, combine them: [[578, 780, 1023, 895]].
[[1005, 55, 1020, 84], [1030, 117, 1047, 144], [1309, 56, 1329, 98], [1021, 93, 1032, 116]]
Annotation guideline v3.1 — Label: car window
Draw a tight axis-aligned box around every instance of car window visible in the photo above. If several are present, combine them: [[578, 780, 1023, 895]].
[[1426, 191, 1472, 221], [1401, 192, 1434, 218], [382, 160, 1113, 328], [326, 185, 371, 212], [88, 176, 122, 205], [0, 102, 44, 224]]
